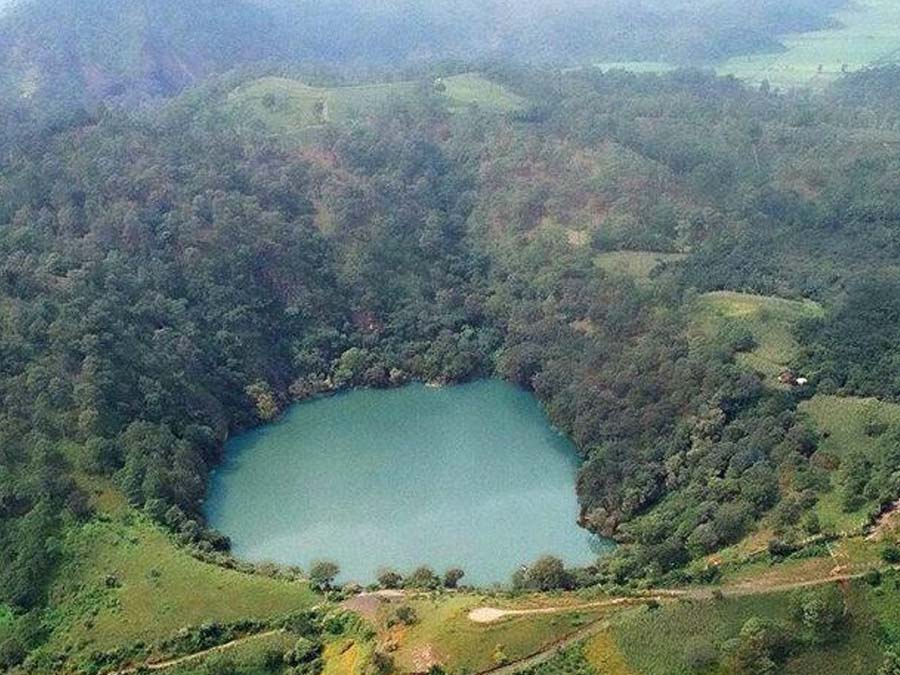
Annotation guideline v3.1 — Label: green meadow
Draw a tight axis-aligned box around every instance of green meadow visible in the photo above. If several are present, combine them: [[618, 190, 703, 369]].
[[692, 291, 824, 384], [225, 73, 524, 141], [594, 250, 686, 282], [800, 395, 900, 533], [37, 513, 317, 668], [440, 73, 526, 112], [718, 0, 900, 88]]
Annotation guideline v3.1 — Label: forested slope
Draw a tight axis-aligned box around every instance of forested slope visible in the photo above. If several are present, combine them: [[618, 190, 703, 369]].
[[4, 60, 900, 671]]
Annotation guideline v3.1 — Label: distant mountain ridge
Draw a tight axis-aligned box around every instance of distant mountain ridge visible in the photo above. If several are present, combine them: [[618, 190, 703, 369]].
[[0, 0, 845, 117]]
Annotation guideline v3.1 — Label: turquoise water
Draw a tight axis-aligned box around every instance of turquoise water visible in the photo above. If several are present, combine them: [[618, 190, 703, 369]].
[[206, 380, 610, 585]]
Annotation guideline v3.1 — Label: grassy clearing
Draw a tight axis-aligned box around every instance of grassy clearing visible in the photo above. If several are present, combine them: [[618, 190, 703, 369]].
[[226, 72, 523, 141], [692, 291, 823, 383], [612, 593, 792, 675], [322, 636, 373, 675], [440, 73, 525, 112], [595, 250, 686, 281], [40, 513, 317, 662], [718, 0, 900, 89], [800, 395, 900, 533], [226, 77, 418, 138], [391, 594, 611, 673]]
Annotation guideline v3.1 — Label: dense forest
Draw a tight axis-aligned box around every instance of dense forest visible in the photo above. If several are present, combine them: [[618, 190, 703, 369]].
[[5, 0, 900, 670], [5, 55, 900, 629]]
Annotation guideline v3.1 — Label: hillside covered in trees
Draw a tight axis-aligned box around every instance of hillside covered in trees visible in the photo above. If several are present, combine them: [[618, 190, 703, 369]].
[[5, 2, 900, 672]]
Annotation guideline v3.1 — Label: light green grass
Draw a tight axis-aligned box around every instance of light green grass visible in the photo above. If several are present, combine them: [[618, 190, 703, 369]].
[[595, 250, 686, 281], [692, 291, 824, 383], [800, 395, 900, 533], [41, 514, 318, 664], [440, 73, 525, 112], [593, 61, 676, 74], [0, 603, 13, 643], [393, 595, 611, 673], [718, 0, 900, 89], [613, 594, 793, 675], [226, 73, 523, 142], [226, 77, 418, 139]]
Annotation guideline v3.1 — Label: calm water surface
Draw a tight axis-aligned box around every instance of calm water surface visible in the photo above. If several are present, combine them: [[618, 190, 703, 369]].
[[206, 380, 610, 584]]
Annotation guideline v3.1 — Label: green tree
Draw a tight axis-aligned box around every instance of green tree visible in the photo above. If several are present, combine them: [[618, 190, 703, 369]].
[[308, 561, 340, 591]]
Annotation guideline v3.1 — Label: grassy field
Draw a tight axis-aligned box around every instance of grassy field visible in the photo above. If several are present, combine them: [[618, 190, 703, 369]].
[[584, 630, 637, 675], [39, 513, 318, 666], [800, 395, 900, 533], [610, 583, 892, 675], [440, 73, 525, 112], [718, 0, 900, 89], [390, 594, 612, 673], [592, 1, 900, 90], [226, 77, 419, 139], [226, 73, 524, 141], [166, 631, 296, 675], [692, 291, 824, 384], [612, 594, 792, 675], [595, 250, 686, 281]]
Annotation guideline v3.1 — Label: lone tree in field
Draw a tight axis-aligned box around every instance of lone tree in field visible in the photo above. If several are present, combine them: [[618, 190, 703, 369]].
[[308, 561, 340, 591], [443, 568, 465, 589]]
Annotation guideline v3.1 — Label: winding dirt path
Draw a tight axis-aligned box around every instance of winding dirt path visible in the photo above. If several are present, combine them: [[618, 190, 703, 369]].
[[478, 618, 611, 675], [109, 629, 284, 675]]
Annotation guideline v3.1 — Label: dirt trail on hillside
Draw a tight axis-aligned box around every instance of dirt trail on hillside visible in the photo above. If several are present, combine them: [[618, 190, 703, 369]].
[[109, 629, 284, 675], [478, 618, 612, 675], [467, 569, 891, 625], [468, 597, 641, 623]]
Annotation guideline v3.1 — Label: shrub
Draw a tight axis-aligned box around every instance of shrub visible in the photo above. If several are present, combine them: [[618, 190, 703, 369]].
[[443, 568, 465, 589], [308, 561, 340, 591], [394, 606, 418, 626], [377, 569, 403, 589], [882, 544, 900, 564]]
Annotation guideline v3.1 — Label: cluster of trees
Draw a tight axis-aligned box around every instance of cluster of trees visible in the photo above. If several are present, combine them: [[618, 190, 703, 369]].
[[682, 585, 848, 674]]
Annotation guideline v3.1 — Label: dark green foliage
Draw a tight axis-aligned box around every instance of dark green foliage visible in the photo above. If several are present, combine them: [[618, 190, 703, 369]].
[[308, 562, 340, 591], [519, 643, 595, 675], [790, 585, 847, 645], [515, 556, 573, 592], [404, 566, 440, 590], [443, 568, 465, 589]]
